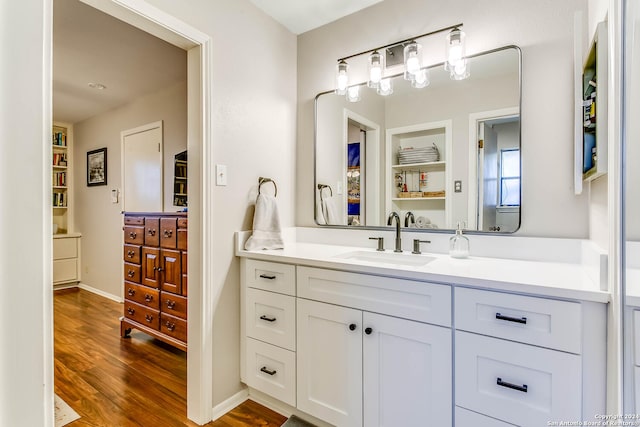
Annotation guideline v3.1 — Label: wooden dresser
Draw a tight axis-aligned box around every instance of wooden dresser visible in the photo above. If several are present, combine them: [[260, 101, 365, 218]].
[[121, 212, 188, 351]]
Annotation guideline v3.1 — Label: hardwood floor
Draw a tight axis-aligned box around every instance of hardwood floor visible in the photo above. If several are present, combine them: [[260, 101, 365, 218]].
[[54, 288, 287, 427]]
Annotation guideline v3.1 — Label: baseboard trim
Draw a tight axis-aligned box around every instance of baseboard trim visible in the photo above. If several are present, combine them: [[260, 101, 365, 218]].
[[78, 282, 123, 303], [211, 389, 249, 421]]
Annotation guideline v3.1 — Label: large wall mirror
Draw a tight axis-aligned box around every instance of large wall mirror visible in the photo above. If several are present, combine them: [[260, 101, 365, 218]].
[[315, 46, 521, 233]]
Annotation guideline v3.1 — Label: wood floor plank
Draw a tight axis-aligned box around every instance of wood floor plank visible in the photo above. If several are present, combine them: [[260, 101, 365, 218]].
[[54, 288, 287, 427]]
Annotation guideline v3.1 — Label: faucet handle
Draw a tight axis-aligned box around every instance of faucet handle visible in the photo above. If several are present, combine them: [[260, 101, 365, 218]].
[[369, 237, 385, 251], [412, 239, 431, 254]]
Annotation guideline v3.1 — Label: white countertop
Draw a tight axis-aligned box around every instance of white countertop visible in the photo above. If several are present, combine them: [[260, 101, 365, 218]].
[[236, 239, 610, 303]]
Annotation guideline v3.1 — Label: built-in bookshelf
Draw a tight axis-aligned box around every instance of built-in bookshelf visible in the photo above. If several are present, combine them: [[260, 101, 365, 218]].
[[52, 124, 71, 233], [173, 150, 187, 207]]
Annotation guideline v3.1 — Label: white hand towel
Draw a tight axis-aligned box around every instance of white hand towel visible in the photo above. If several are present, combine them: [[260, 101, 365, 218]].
[[245, 194, 284, 250], [323, 196, 339, 225], [316, 199, 327, 225]]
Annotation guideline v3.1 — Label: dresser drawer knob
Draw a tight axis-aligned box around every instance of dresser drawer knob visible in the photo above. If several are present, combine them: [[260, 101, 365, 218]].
[[260, 366, 277, 376], [145, 314, 154, 323], [497, 377, 528, 393], [495, 313, 527, 324], [165, 321, 176, 331], [259, 315, 276, 323], [148, 229, 156, 236], [127, 307, 135, 315], [144, 294, 153, 302], [166, 300, 176, 309], [127, 288, 135, 296], [127, 250, 135, 258], [259, 274, 276, 280], [127, 270, 135, 278], [163, 229, 173, 237], [349, 323, 357, 331], [129, 231, 137, 239], [364, 327, 373, 335]]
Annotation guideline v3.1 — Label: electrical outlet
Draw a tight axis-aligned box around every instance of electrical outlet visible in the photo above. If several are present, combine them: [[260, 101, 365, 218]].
[[216, 164, 227, 186], [454, 180, 462, 193]]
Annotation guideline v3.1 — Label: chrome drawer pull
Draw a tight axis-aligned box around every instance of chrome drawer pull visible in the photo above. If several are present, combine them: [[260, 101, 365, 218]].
[[163, 229, 173, 237], [497, 377, 528, 393], [144, 294, 153, 302], [127, 288, 135, 296], [129, 231, 137, 239], [166, 300, 176, 309], [127, 307, 135, 315], [165, 321, 176, 331], [127, 270, 135, 278], [259, 315, 276, 322], [145, 314, 154, 323], [260, 366, 277, 376], [127, 250, 135, 258], [148, 229, 156, 236], [495, 313, 527, 324], [259, 274, 276, 280]]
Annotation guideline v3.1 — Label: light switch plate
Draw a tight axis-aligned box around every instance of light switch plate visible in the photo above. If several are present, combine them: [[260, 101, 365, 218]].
[[216, 164, 227, 186], [454, 180, 462, 193]]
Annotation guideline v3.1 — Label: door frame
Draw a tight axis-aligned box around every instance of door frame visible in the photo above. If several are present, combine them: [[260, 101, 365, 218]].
[[50, 1, 214, 423]]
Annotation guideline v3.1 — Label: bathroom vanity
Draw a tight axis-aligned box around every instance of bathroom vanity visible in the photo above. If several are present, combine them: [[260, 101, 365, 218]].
[[237, 230, 608, 427]]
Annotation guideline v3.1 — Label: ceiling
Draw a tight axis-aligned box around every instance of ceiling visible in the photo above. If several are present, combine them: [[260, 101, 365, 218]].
[[248, 0, 383, 34], [53, 0, 187, 124]]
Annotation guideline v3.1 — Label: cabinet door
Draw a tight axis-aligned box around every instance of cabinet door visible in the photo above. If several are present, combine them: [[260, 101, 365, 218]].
[[160, 249, 182, 294], [363, 312, 452, 427], [297, 299, 362, 427], [142, 247, 160, 288]]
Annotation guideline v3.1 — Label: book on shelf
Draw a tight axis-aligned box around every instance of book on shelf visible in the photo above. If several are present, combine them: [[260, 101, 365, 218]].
[[52, 131, 67, 146], [53, 152, 68, 166]]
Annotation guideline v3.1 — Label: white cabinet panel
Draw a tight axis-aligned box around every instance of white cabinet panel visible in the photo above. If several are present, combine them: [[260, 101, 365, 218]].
[[244, 259, 295, 296], [456, 331, 581, 427], [296, 299, 362, 427], [53, 237, 77, 259], [363, 311, 452, 427], [246, 288, 296, 351], [245, 338, 296, 406], [455, 287, 581, 354], [53, 259, 78, 284], [455, 407, 516, 426]]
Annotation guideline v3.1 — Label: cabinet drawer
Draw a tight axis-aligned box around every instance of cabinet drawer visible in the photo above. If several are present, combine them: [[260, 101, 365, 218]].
[[297, 266, 451, 326], [124, 301, 160, 330], [53, 258, 77, 284], [246, 288, 295, 351], [144, 217, 160, 246], [177, 228, 187, 250], [123, 244, 141, 264], [124, 282, 159, 310], [635, 311, 640, 366], [455, 331, 581, 427], [161, 292, 187, 319], [244, 259, 296, 296], [160, 218, 177, 249], [124, 216, 144, 225], [177, 218, 188, 228], [455, 287, 582, 354], [124, 226, 144, 245], [160, 313, 187, 343], [455, 407, 516, 426], [124, 262, 141, 284], [53, 238, 77, 260], [245, 337, 296, 407]]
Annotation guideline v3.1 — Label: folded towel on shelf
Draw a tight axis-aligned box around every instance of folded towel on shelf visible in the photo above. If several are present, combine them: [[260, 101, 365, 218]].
[[322, 196, 339, 225], [245, 193, 284, 250]]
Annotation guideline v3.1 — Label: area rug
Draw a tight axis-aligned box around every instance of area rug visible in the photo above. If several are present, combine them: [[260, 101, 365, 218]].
[[55, 394, 80, 427], [282, 414, 316, 427]]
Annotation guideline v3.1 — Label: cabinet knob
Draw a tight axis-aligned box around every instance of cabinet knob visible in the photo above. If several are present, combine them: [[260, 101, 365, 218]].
[[163, 229, 173, 237], [127, 307, 135, 315], [157, 267, 164, 272], [166, 300, 176, 309], [148, 229, 156, 236], [145, 314, 154, 323], [364, 327, 373, 335], [129, 231, 136, 239], [165, 321, 176, 331], [127, 250, 134, 258], [349, 323, 357, 331], [127, 288, 135, 296], [144, 294, 153, 302], [127, 270, 135, 278]]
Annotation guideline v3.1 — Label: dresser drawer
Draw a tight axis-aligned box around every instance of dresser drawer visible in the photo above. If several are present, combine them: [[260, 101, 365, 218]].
[[245, 337, 296, 406], [297, 266, 451, 326], [124, 226, 144, 245], [246, 288, 295, 351], [635, 311, 640, 367], [144, 217, 160, 246], [160, 313, 187, 343], [124, 216, 144, 226], [123, 244, 141, 264], [455, 331, 581, 427], [53, 238, 77, 260], [124, 301, 160, 330], [160, 218, 177, 249], [455, 407, 516, 426], [455, 287, 582, 354], [124, 262, 141, 284], [124, 282, 159, 310], [244, 259, 296, 296], [161, 292, 187, 319]]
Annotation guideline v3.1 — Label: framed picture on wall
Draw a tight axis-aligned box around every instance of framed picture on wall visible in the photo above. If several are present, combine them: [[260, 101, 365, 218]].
[[87, 147, 107, 186]]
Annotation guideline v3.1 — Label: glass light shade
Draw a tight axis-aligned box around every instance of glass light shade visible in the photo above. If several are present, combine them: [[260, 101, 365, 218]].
[[403, 41, 422, 81], [367, 51, 384, 88], [377, 78, 393, 96], [346, 85, 361, 102], [445, 28, 466, 71], [450, 58, 470, 80], [411, 68, 430, 88], [336, 60, 349, 95]]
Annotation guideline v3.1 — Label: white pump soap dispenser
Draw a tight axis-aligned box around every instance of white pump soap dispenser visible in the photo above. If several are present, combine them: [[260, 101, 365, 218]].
[[449, 222, 469, 258]]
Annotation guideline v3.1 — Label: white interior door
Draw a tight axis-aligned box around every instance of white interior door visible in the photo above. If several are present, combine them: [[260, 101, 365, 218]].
[[122, 121, 163, 212], [481, 123, 498, 230]]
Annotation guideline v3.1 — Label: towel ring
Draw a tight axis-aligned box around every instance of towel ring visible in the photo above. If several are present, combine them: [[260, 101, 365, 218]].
[[258, 177, 277, 197]]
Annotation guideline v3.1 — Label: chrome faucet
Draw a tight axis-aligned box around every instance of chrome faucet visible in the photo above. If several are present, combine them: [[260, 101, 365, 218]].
[[404, 211, 415, 228], [387, 212, 402, 252]]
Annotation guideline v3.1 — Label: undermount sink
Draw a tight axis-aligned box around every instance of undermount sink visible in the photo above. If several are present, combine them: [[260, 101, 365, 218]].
[[334, 250, 435, 267]]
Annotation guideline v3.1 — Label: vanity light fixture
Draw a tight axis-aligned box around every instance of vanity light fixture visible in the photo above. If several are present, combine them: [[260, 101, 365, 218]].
[[334, 22, 467, 100]]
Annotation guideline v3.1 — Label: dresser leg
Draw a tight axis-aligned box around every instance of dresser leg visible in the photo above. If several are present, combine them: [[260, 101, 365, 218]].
[[120, 317, 132, 337]]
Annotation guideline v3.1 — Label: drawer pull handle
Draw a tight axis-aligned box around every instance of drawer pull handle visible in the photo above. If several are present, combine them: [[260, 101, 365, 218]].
[[127, 307, 135, 315], [259, 274, 276, 280], [364, 327, 373, 335], [129, 231, 137, 239], [165, 321, 176, 331], [497, 377, 528, 393], [148, 229, 156, 236], [260, 366, 277, 376], [349, 323, 357, 331], [166, 300, 176, 309], [127, 288, 135, 296], [127, 250, 135, 258], [144, 294, 153, 302], [495, 313, 527, 324], [259, 315, 276, 322], [127, 270, 135, 278], [163, 229, 173, 237], [145, 314, 154, 323]]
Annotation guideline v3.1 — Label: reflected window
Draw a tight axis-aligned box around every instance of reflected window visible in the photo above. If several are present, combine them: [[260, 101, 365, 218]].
[[500, 149, 520, 206]]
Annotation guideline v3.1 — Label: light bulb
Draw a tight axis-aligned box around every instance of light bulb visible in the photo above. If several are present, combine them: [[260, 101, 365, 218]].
[[377, 78, 393, 96], [335, 60, 349, 95], [411, 68, 430, 88], [445, 28, 466, 71], [450, 58, 470, 80], [346, 85, 361, 102], [403, 41, 422, 81], [368, 51, 384, 88]]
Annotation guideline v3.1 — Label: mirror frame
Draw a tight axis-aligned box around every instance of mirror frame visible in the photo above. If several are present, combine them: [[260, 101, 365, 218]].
[[313, 45, 522, 234]]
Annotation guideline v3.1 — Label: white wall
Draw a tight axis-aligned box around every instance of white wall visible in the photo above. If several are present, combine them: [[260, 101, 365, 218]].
[[297, 0, 590, 238], [0, 0, 53, 426], [73, 81, 187, 298]]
